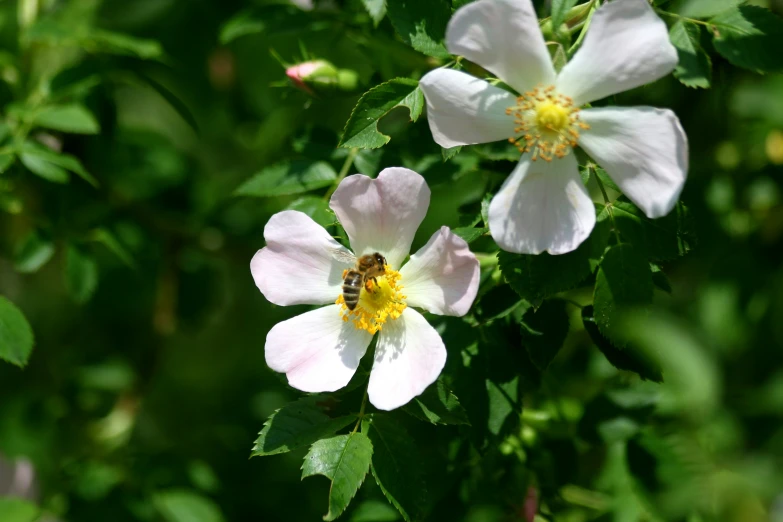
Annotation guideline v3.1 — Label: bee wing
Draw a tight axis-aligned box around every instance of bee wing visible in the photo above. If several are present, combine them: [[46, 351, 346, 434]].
[[330, 248, 357, 265]]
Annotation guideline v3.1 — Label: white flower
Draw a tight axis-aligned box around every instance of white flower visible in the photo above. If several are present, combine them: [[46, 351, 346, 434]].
[[250, 168, 480, 410], [419, 0, 688, 255]]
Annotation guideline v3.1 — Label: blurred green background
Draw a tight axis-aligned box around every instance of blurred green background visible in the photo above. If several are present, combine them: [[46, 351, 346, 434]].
[[1, 0, 783, 521]]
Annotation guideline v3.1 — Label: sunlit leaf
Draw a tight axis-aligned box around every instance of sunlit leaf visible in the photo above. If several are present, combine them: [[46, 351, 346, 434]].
[[361, 0, 387, 26], [234, 161, 337, 197], [670, 21, 711, 89], [33, 104, 100, 134], [386, 0, 450, 58], [710, 6, 783, 73]]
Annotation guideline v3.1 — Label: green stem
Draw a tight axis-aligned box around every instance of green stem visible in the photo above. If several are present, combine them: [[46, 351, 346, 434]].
[[567, 0, 598, 56], [654, 9, 711, 27], [592, 166, 622, 243], [352, 387, 369, 434], [325, 147, 359, 201]]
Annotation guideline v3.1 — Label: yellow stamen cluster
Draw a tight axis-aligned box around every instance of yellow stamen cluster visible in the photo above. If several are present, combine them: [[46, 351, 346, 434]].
[[336, 266, 407, 335], [505, 85, 590, 162]]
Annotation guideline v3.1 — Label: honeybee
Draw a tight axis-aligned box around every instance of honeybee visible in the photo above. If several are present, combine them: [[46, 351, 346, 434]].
[[332, 249, 387, 311]]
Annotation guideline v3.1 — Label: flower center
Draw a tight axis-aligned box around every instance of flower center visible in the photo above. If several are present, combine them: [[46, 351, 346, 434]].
[[505, 85, 589, 162], [336, 266, 407, 334]]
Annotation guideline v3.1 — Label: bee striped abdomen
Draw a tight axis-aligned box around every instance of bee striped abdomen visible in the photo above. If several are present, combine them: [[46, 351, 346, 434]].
[[342, 270, 363, 311]]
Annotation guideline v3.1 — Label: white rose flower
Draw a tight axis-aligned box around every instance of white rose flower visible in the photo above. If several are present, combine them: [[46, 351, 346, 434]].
[[419, 0, 688, 255], [250, 168, 480, 410]]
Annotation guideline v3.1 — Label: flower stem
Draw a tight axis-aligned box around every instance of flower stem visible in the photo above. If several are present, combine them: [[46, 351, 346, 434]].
[[325, 147, 359, 201], [567, 0, 598, 57], [592, 166, 622, 244], [352, 387, 369, 434], [654, 9, 711, 27]]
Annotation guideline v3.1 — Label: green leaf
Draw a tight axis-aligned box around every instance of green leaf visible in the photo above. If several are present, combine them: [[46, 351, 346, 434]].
[[301, 433, 373, 521], [520, 299, 569, 372], [672, 0, 745, 18], [64, 245, 99, 304], [593, 244, 653, 347], [234, 161, 337, 198], [498, 205, 610, 302], [339, 79, 424, 149], [651, 265, 672, 294], [20, 143, 98, 187], [361, 0, 387, 26], [582, 305, 663, 382], [0, 497, 41, 522], [1, 152, 16, 173], [404, 377, 470, 425], [20, 152, 69, 183], [350, 500, 400, 522], [669, 21, 711, 89], [474, 284, 529, 326], [452, 226, 487, 244], [386, 0, 450, 58], [710, 6, 783, 73], [361, 415, 426, 522], [287, 196, 334, 228], [610, 197, 695, 261], [153, 490, 225, 522], [14, 231, 55, 273], [593, 166, 620, 193], [252, 397, 355, 457], [552, 0, 579, 30], [441, 145, 462, 161], [0, 296, 35, 367], [90, 228, 136, 269], [33, 104, 100, 134]]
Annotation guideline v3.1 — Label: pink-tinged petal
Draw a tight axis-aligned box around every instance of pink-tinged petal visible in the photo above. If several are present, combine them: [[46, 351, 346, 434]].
[[556, 0, 678, 105], [368, 308, 446, 411], [488, 153, 596, 255], [579, 106, 688, 219], [265, 305, 373, 393], [399, 226, 480, 317], [419, 69, 519, 148], [446, 0, 555, 94], [329, 168, 429, 268], [251, 210, 354, 306]]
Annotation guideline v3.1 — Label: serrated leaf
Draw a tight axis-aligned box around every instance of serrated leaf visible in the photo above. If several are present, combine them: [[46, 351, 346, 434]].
[[153, 490, 225, 522], [362, 0, 387, 26], [361, 415, 426, 522], [669, 21, 711, 89], [672, 0, 745, 18], [339, 79, 423, 149], [552, 0, 579, 30], [0, 497, 41, 522], [404, 377, 469, 425], [593, 244, 653, 347], [609, 197, 695, 261], [287, 196, 334, 228], [582, 305, 663, 382], [498, 205, 610, 302], [14, 230, 55, 273], [520, 299, 569, 372], [234, 161, 337, 197], [0, 296, 35, 367], [252, 397, 355, 456], [710, 6, 783, 73], [33, 103, 100, 134], [441, 145, 462, 161], [302, 433, 373, 521], [65, 245, 99, 304], [386, 0, 450, 58]]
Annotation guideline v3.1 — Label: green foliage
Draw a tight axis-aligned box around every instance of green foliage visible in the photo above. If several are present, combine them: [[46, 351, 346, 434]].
[[551, 0, 579, 30], [710, 6, 783, 73], [386, 0, 451, 58], [403, 378, 469, 425], [64, 245, 99, 304], [669, 21, 711, 89], [362, 415, 426, 522], [252, 397, 356, 457], [609, 197, 695, 262], [14, 231, 55, 274], [0, 296, 35, 367], [0, 498, 40, 522], [153, 490, 226, 522], [593, 244, 653, 347], [671, 0, 745, 18], [520, 299, 569, 372], [234, 161, 337, 198], [32, 104, 100, 134], [301, 433, 374, 521], [339, 79, 424, 149], [362, 0, 387, 26]]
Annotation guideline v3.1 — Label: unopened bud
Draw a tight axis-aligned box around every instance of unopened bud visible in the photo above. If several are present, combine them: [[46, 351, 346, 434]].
[[285, 60, 359, 96]]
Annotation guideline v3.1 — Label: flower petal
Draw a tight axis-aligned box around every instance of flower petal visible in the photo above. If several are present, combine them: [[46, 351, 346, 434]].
[[251, 210, 355, 306], [488, 153, 595, 255], [265, 305, 373, 393], [556, 0, 677, 106], [399, 226, 480, 317], [446, 0, 555, 93], [368, 308, 446, 411], [419, 69, 519, 148], [329, 168, 429, 268], [578, 106, 688, 219]]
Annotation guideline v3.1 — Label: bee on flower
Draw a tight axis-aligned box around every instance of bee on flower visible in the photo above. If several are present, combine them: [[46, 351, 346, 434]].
[[419, 0, 689, 256], [250, 168, 480, 410]]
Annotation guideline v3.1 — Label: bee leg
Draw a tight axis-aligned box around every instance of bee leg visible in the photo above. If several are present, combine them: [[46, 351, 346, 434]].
[[342, 269, 349, 279], [365, 278, 375, 293]]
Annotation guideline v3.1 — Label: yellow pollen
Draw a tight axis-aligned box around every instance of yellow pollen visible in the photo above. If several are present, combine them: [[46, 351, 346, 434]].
[[506, 85, 589, 162], [336, 266, 407, 335]]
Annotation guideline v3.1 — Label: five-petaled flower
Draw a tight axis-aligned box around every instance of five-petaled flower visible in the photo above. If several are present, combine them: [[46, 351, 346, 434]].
[[420, 0, 689, 255], [251, 168, 480, 410]]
